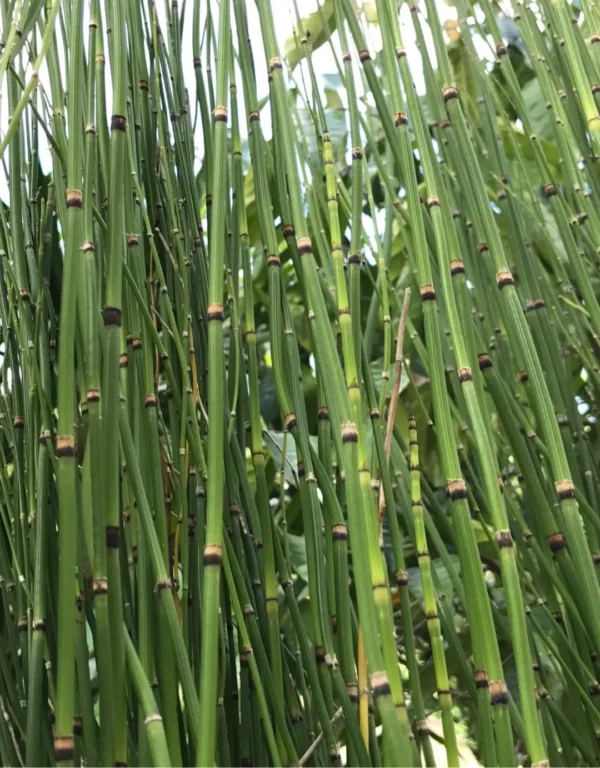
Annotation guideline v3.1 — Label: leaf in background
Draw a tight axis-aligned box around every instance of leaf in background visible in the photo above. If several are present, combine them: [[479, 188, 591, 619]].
[[363, 1, 378, 23], [521, 78, 555, 142], [407, 555, 461, 603], [443, 19, 460, 41], [284, 0, 336, 71], [448, 40, 477, 120], [287, 533, 309, 582]]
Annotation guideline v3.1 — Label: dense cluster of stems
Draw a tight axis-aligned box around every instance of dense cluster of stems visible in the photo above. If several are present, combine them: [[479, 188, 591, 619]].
[[2, 0, 600, 766]]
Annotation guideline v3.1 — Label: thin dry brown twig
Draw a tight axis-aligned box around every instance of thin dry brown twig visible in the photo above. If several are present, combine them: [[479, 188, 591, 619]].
[[378, 288, 411, 547]]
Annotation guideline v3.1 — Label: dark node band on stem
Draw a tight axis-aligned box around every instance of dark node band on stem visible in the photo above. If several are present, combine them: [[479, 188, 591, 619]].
[[496, 270, 514, 289], [342, 51, 351, 62], [33, 618, 46, 631], [477, 241, 489, 253], [450, 259, 465, 275], [351, 146, 364, 160], [54, 736, 75, 761], [458, 366, 473, 383], [442, 85, 459, 102], [359, 49, 371, 62], [267, 253, 280, 267], [446, 478, 467, 500], [420, 284, 436, 302], [489, 679, 509, 705], [347, 251, 361, 264], [13, 416, 24, 429], [207, 303, 224, 321], [474, 669, 488, 688], [546, 532, 566, 553], [105, 526, 120, 549], [396, 569, 408, 586], [556, 479, 575, 499], [282, 223, 295, 237], [110, 114, 127, 132], [544, 182, 557, 198], [17, 617, 28, 632], [144, 393, 157, 409], [341, 423, 358, 443], [394, 112, 408, 126], [56, 436, 75, 458], [370, 672, 392, 698], [213, 106, 228, 123], [347, 683, 359, 703], [72, 717, 83, 736], [92, 577, 108, 596], [297, 237, 312, 255], [495, 529, 513, 548], [66, 188, 83, 208], [317, 405, 329, 421], [496, 43, 507, 56], [525, 297, 546, 312], [478, 353, 493, 370], [284, 412, 297, 431], [331, 523, 348, 541], [203, 544, 223, 566], [519, 370, 528, 383], [396, 47, 407, 58], [120, 353, 128, 368], [426, 195, 440, 208], [315, 646, 326, 665], [269, 57, 283, 70], [103, 306, 122, 326]]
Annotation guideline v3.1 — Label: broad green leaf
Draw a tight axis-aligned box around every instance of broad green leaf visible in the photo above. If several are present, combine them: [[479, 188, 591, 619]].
[[284, 0, 336, 70]]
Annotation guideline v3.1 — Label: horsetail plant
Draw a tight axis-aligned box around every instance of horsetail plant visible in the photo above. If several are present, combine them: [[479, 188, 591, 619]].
[[5, 0, 600, 766]]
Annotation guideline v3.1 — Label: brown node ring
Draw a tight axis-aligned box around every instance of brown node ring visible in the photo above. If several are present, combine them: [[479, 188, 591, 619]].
[[297, 237, 313, 255], [420, 284, 436, 302], [332, 523, 348, 541], [450, 259, 465, 275], [458, 367, 473, 383], [496, 270, 514, 289], [341, 423, 358, 444], [396, 570, 409, 586], [267, 253, 281, 267], [66, 189, 83, 208], [111, 114, 127, 132], [446, 479, 467, 501], [395, 112, 408, 126], [56, 436, 75, 458], [478, 353, 493, 370], [370, 671, 392, 698], [203, 544, 223, 566], [489, 679, 509, 705], [213, 106, 228, 123], [442, 85, 459, 102], [495, 529, 513, 549], [105, 526, 120, 549], [207, 303, 224, 321], [556, 479, 575, 499], [103, 306, 122, 326], [547, 531, 567, 553], [144, 394, 157, 408], [54, 736, 75, 761], [474, 669, 488, 689]]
